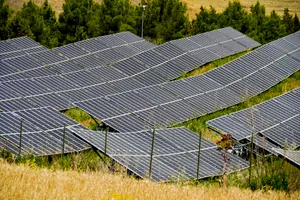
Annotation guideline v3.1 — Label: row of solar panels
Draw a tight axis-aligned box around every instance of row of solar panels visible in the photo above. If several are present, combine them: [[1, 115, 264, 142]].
[[0, 107, 89, 156], [73, 31, 300, 132], [273, 148, 300, 168], [0, 32, 155, 82], [69, 127, 249, 181], [207, 88, 300, 150], [0, 28, 260, 113], [0, 27, 258, 84]]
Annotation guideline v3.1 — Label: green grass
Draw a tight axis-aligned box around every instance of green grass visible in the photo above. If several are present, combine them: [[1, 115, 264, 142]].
[[62, 108, 102, 130], [179, 51, 249, 80]]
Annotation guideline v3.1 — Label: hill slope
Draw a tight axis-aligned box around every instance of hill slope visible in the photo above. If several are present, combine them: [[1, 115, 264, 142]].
[[0, 159, 298, 200], [5, 0, 300, 19]]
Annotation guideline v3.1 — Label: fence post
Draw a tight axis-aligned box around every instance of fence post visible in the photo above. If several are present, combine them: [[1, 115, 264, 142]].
[[196, 130, 202, 180], [19, 120, 23, 157], [149, 128, 156, 179], [104, 127, 108, 154], [62, 125, 66, 157]]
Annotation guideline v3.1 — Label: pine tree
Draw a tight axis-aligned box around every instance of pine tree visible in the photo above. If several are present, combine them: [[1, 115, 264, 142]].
[[282, 8, 294, 34], [58, 0, 95, 45], [191, 6, 219, 34], [0, 0, 10, 40]]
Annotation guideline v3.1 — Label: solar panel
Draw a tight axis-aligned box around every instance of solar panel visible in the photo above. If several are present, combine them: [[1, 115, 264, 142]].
[[74, 39, 108, 53], [207, 89, 300, 141], [34, 76, 78, 91], [115, 31, 143, 43], [0, 98, 38, 112], [89, 66, 127, 82], [161, 80, 202, 98], [109, 90, 155, 112], [23, 66, 57, 78], [3, 79, 49, 96], [273, 148, 300, 168], [8, 36, 41, 49], [30, 50, 66, 64], [53, 44, 88, 59], [134, 50, 168, 67], [133, 69, 167, 86], [217, 27, 244, 38], [113, 45, 141, 57], [95, 35, 127, 47], [50, 61, 84, 73], [153, 43, 186, 59], [26, 93, 71, 111], [189, 48, 219, 63], [71, 127, 248, 181], [75, 97, 128, 120], [130, 41, 156, 51], [112, 58, 148, 76], [62, 71, 101, 87], [135, 85, 179, 105], [94, 48, 125, 64], [103, 114, 153, 132], [71, 54, 104, 68], [135, 106, 181, 127], [171, 38, 201, 51], [152, 61, 186, 80], [3, 55, 43, 71], [235, 36, 261, 49]]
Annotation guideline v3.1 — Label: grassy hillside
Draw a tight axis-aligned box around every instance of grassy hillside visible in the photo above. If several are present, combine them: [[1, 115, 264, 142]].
[[1, 159, 298, 200], [5, 0, 300, 19]]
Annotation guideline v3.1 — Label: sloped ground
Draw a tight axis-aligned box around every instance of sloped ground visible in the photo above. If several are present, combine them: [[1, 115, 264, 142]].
[[0, 159, 298, 200], [5, 0, 300, 19]]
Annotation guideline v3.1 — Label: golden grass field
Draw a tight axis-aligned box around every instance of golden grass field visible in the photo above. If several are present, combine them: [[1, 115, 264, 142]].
[[5, 0, 300, 19], [0, 159, 299, 200]]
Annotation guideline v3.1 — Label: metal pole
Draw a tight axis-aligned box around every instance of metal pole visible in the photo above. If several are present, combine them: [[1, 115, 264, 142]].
[[141, 7, 144, 38], [62, 125, 66, 157], [104, 127, 108, 154], [19, 120, 23, 157], [196, 130, 202, 179], [149, 129, 156, 179]]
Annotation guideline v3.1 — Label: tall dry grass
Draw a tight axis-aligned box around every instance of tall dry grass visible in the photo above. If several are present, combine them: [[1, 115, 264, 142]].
[[0, 159, 298, 200]]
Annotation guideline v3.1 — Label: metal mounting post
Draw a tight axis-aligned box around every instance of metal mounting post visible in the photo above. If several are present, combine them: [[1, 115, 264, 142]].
[[19, 120, 23, 157], [196, 130, 202, 180], [149, 128, 156, 179]]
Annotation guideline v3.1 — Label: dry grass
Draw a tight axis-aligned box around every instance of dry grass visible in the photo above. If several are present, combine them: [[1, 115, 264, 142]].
[[183, 0, 300, 19], [0, 159, 298, 200], [5, 0, 300, 19]]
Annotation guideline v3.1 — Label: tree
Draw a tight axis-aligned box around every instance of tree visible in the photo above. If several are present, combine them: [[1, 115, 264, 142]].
[[218, 1, 249, 33], [191, 6, 219, 34], [9, 0, 59, 48], [96, 0, 138, 36], [264, 11, 287, 43], [282, 8, 293, 34], [0, 0, 11, 40], [142, 0, 189, 43], [293, 14, 300, 32], [58, 0, 96, 45]]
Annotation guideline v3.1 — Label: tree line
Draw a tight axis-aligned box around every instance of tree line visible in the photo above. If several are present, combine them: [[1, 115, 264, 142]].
[[1, 0, 299, 48]]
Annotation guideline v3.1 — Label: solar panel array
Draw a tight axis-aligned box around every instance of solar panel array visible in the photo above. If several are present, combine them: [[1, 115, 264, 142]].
[[0, 107, 89, 156], [272, 148, 300, 168], [0, 27, 260, 115], [70, 127, 249, 181], [0, 32, 155, 83], [206, 88, 300, 150], [74, 31, 300, 132]]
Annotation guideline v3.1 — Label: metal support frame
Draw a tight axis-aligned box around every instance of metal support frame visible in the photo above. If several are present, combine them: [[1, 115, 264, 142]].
[[62, 125, 66, 157], [196, 130, 202, 179], [19, 120, 23, 157], [149, 129, 156, 179]]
